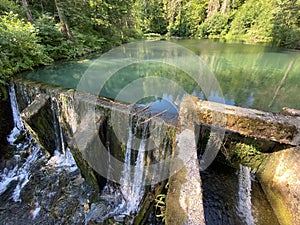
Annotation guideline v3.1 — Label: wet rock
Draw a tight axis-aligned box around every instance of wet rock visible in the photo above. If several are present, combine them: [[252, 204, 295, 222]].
[[257, 147, 300, 225], [0, 84, 14, 163], [281, 107, 300, 117], [21, 93, 56, 155], [0, 143, 106, 225]]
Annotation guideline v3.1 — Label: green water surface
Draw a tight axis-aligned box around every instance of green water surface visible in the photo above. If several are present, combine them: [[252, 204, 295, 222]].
[[23, 39, 300, 113]]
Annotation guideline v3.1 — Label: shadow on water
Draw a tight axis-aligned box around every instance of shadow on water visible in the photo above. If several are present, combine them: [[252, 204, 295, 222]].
[[200, 160, 280, 225]]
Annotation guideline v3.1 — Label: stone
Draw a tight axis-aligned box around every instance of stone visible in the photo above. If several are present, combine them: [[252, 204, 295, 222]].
[[0, 84, 14, 161], [257, 147, 300, 225], [165, 129, 205, 225], [180, 95, 300, 146], [20, 93, 56, 155]]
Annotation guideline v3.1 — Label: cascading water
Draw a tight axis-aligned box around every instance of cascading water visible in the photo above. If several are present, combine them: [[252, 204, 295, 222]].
[[50, 98, 61, 152], [49, 97, 77, 170], [0, 84, 44, 202], [50, 98, 66, 155], [11, 143, 42, 202], [102, 125, 114, 194], [0, 138, 43, 202], [237, 165, 255, 225], [2, 81, 280, 224], [2, 85, 149, 224], [7, 83, 23, 144], [119, 116, 148, 216], [0, 85, 81, 223]]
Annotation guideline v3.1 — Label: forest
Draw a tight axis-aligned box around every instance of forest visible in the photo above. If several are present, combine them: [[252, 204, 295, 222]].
[[0, 0, 300, 85]]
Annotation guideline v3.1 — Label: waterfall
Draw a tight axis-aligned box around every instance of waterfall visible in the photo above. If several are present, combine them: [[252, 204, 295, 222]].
[[120, 117, 148, 215], [237, 165, 255, 225], [102, 124, 113, 193], [12, 143, 41, 202], [56, 100, 66, 155], [7, 83, 23, 144], [1, 84, 43, 201], [49, 97, 76, 171], [50, 97, 66, 155], [50, 98, 61, 152], [122, 115, 134, 193]]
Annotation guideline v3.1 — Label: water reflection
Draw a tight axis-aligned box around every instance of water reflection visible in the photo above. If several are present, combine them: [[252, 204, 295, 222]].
[[174, 39, 300, 112], [23, 39, 300, 113]]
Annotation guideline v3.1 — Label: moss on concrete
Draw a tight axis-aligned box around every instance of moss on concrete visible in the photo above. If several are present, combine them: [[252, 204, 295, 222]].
[[197, 109, 298, 143], [165, 167, 188, 225], [224, 142, 266, 170], [257, 147, 300, 225]]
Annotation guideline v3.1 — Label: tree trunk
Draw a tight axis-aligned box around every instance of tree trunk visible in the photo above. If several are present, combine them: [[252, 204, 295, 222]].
[[54, 0, 73, 39], [21, 0, 34, 23], [221, 0, 230, 14], [207, 0, 220, 19]]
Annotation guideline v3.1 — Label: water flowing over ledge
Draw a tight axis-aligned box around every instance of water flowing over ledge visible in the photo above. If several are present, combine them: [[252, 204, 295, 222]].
[[2, 78, 300, 224]]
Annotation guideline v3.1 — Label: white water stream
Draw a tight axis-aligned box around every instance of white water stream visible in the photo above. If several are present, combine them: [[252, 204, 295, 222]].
[[7, 83, 23, 144], [0, 84, 43, 202], [119, 117, 148, 215], [1, 83, 269, 224], [237, 165, 255, 225]]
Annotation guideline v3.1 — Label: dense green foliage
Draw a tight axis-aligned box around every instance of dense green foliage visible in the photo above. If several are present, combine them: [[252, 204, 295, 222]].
[[0, 12, 51, 83], [136, 0, 300, 47], [0, 0, 141, 84], [0, 0, 299, 86]]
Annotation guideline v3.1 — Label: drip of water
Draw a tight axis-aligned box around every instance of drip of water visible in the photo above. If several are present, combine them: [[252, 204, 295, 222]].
[[120, 117, 148, 215], [56, 101, 66, 155], [7, 83, 23, 143], [237, 165, 255, 225], [50, 98, 61, 152], [50, 97, 66, 155]]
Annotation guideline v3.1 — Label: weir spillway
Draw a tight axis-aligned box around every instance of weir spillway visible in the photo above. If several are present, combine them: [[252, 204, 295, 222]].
[[10, 78, 300, 225]]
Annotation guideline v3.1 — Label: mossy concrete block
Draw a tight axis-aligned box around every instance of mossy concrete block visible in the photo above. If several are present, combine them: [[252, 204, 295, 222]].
[[166, 129, 205, 225], [20, 93, 56, 155], [180, 96, 300, 146], [257, 147, 300, 225]]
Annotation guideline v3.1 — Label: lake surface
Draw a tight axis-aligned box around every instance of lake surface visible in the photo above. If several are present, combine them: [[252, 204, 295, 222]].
[[20, 39, 297, 224], [23, 39, 300, 113]]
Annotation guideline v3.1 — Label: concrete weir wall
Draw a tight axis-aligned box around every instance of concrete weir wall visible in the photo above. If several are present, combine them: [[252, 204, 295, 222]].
[[174, 96, 300, 225], [13, 78, 300, 224], [13, 78, 175, 190]]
